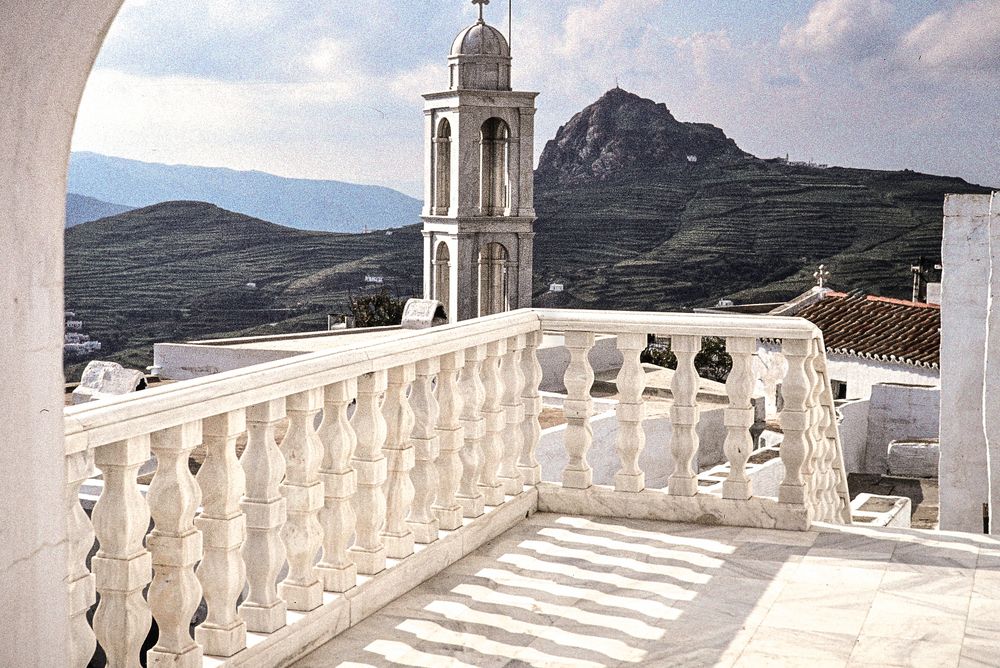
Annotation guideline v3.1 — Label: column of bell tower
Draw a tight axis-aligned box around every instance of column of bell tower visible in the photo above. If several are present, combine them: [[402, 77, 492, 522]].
[[421, 4, 538, 322]]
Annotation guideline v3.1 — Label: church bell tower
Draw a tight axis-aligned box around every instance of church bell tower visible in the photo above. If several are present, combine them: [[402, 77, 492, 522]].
[[421, 0, 538, 322]]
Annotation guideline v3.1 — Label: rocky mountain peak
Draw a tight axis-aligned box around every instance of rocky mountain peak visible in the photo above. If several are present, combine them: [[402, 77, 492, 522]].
[[536, 88, 750, 185]]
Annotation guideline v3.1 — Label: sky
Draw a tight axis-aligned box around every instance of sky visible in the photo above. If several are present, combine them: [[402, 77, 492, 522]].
[[72, 0, 1000, 197]]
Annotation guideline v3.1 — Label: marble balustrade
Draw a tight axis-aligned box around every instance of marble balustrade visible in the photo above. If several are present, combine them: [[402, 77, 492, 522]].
[[62, 308, 850, 666]]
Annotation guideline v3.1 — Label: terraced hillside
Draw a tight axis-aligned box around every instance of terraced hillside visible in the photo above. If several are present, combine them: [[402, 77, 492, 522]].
[[532, 88, 994, 310], [64, 88, 993, 378], [64, 201, 421, 377]]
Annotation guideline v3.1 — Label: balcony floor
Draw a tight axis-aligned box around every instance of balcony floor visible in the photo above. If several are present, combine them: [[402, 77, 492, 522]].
[[294, 513, 1000, 668]]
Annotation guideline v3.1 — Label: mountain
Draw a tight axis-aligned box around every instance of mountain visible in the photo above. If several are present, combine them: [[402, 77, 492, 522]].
[[65, 193, 131, 227], [64, 201, 422, 375], [536, 87, 749, 185], [68, 152, 422, 234], [532, 88, 995, 310], [64, 89, 995, 375]]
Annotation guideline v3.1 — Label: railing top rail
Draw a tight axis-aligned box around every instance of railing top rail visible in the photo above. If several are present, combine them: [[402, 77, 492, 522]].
[[535, 308, 821, 340], [64, 310, 540, 455], [64, 307, 820, 456]]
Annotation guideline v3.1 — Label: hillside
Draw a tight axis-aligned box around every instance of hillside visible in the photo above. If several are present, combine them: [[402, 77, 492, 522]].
[[64, 88, 994, 376], [65, 193, 131, 227], [68, 152, 422, 234], [532, 88, 994, 310], [64, 201, 421, 376]]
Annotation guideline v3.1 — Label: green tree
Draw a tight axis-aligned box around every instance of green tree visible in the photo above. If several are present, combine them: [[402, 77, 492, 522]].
[[641, 335, 732, 383], [350, 288, 406, 328]]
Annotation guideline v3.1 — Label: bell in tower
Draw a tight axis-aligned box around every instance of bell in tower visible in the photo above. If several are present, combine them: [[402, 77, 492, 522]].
[[421, 0, 538, 322]]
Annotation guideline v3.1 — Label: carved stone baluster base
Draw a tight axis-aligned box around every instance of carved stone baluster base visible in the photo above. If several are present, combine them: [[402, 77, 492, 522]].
[[723, 337, 756, 501], [317, 379, 358, 592], [614, 333, 647, 493], [479, 339, 507, 506], [66, 450, 97, 668], [433, 351, 465, 530], [457, 345, 487, 517], [382, 365, 416, 559], [148, 422, 204, 668], [499, 335, 526, 496], [563, 331, 595, 489], [92, 437, 153, 668], [668, 335, 702, 497], [409, 358, 441, 544], [239, 399, 287, 633], [280, 389, 325, 612], [518, 330, 543, 485], [350, 371, 389, 575]]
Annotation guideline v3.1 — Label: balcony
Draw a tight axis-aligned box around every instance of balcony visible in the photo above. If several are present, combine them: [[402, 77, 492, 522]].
[[64, 308, 989, 668]]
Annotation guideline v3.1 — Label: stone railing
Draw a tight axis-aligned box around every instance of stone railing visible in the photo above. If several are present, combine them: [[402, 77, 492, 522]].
[[63, 308, 850, 667]]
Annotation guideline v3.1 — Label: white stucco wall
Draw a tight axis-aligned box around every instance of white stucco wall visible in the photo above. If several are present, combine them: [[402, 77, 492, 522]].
[[837, 399, 870, 475], [940, 194, 996, 533], [824, 354, 938, 401], [862, 384, 940, 474], [0, 2, 125, 663]]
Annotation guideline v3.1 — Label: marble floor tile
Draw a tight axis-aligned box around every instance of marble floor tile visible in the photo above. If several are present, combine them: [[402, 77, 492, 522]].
[[292, 513, 996, 668], [740, 628, 857, 663], [848, 634, 963, 667], [860, 591, 971, 644]]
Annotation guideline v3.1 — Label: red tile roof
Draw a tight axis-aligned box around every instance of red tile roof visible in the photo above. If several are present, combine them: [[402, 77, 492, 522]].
[[794, 292, 940, 368]]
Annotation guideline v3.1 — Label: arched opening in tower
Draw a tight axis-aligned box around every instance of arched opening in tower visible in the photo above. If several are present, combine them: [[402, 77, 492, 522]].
[[478, 242, 509, 317], [479, 118, 510, 216], [434, 118, 452, 215], [434, 241, 451, 308]]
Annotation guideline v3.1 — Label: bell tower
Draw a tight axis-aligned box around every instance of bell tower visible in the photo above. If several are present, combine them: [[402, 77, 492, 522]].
[[422, 0, 538, 322]]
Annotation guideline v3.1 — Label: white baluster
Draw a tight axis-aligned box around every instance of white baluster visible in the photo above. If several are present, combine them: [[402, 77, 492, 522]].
[[239, 399, 287, 633], [433, 350, 466, 530], [668, 335, 701, 496], [409, 358, 441, 543], [812, 338, 840, 521], [499, 335, 526, 496], [779, 339, 812, 506], [65, 450, 96, 668], [519, 330, 543, 485], [148, 422, 204, 668], [723, 337, 757, 500], [458, 344, 487, 517], [382, 364, 416, 559], [563, 331, 595, 489], [350, 371, 389, 575], [479, 339, 507, 505], [614, 333, 647, 493], [196, 410, 248, 657], [280, 389, 325, 612], [317, 379, 358, 592], [92, 437, 152, 668]]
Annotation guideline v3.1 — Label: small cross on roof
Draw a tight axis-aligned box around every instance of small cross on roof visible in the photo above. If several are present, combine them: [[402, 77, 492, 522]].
[[814, 264, 831, 288], [472, 0, 490, 21]]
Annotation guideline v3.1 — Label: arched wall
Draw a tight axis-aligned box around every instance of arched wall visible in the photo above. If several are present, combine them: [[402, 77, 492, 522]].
[[0, 2, 125, 663]]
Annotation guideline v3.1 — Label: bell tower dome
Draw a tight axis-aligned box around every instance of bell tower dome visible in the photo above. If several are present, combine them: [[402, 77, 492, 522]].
[[421, 0, 539, 322]]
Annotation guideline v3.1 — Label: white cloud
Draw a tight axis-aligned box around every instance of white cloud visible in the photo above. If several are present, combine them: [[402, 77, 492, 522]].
[[780, 0, 894, 60], [897, 0, 1000, 74]]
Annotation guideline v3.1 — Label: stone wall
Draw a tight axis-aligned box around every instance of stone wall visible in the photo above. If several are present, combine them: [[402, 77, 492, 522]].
[[939, 193, 998, 534]]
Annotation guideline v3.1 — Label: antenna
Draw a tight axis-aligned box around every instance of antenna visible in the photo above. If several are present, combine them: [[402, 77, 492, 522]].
[[508, 0, 512, 52]]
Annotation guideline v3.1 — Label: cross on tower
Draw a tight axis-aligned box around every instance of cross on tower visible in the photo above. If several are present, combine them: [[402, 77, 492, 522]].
[[814, 264, 831, 288], [472, 0, 490, 21]]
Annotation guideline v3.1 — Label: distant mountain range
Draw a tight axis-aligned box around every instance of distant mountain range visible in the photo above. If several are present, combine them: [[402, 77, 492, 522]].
[[65, 193, 132, 228], [68, 152, 422, 233], [64, 88, 995, 375]]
